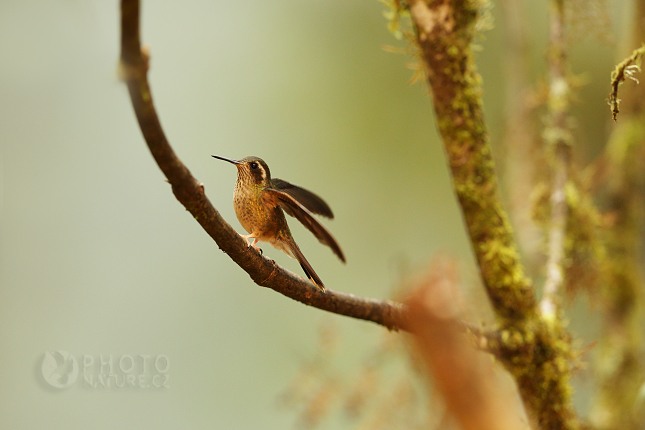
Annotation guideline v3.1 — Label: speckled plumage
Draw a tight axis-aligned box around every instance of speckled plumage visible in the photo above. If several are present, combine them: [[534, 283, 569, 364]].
[[233, 174, 294, 257]]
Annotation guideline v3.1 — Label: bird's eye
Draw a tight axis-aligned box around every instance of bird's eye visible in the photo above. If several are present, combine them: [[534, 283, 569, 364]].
[[250, 162, 259, 169]]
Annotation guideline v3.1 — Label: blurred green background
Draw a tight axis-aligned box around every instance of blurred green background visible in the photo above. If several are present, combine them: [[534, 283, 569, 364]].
[[0, 0, 626, 428]]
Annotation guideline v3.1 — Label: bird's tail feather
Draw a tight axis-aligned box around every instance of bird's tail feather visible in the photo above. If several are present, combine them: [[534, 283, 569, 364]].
[[288, 242, 325, 292]]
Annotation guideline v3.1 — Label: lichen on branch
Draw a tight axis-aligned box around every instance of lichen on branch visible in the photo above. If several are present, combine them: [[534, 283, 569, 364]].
[[405, 0, 535, 324]]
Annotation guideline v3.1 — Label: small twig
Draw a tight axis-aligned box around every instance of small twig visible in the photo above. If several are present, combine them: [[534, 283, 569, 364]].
[[609, 45, 645, 122], [119, 0, 408, 331]]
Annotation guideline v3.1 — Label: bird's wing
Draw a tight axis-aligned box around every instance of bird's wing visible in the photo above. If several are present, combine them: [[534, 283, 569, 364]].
[[271, 178, 334, 219], [264, 188, 345, 262]]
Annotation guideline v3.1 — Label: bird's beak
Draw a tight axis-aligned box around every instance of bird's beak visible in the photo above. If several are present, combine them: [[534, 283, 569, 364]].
[[212, 155, 241, 165]]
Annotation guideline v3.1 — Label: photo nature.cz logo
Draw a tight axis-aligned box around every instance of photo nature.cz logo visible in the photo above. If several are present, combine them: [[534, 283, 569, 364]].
[[40, 351, 169, 390]]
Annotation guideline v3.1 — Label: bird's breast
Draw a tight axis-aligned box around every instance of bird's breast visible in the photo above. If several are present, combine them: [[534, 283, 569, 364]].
[[233, 185, 287, 240]]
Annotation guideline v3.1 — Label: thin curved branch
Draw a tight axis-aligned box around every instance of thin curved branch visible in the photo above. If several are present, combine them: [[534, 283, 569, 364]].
[[119, 0, 408, 331]]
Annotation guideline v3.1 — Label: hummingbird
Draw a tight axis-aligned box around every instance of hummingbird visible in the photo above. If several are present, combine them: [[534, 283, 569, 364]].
[[212, 155, 345, 291]]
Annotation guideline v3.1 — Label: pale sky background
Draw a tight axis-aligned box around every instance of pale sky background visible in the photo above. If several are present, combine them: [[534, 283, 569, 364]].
[[0, 1, 626, 429]]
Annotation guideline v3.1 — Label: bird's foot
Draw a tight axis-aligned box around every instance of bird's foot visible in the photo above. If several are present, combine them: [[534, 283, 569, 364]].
[[240, 234, 263, 254]]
